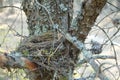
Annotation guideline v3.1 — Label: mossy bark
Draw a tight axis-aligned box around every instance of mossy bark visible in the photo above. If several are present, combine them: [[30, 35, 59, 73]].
[[21, 0, 107, 80]]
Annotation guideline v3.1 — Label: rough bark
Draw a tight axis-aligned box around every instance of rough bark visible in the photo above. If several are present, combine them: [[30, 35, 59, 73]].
[[21, 0, 107, 80], [75, 0, 107, 42]]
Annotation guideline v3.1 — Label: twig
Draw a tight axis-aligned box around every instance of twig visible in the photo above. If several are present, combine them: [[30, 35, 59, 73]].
[[53, 71, 57, 80], [107, 1, 120, 10], [0, 6, 22, 10], [92, 55, 115, 59], [54, 27, 109, 79], [48, 42, 62, 63], [35, 0, 54, 26], [97, 25, 120, 80], [77, 55, 115, 65], [0, 11, 21, 46], [98, 62, 117, 80]]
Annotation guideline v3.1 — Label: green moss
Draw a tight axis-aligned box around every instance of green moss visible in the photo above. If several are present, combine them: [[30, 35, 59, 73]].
[[22, 50, 29, 56]]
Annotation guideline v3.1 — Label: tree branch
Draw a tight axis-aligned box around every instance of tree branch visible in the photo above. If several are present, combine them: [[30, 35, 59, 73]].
[[0, 52, 38, 71], [78, 55, 115, 64], [54, 25, 109, 80]]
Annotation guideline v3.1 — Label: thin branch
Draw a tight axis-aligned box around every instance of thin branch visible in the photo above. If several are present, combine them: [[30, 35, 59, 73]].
[[54, 26, 109, 80], [107, 1, 120, 10], [0, 6, 22, 10], [96, 11, 120, 26], [96, 60, 116, 80], [0, 12, 21, 46], [80, 63, 87, 77], [92, 55, 115, 59], [35, 0, 54, 26], [77, 55, 115, 65], [99, 62, 118, 80], [97, 25, 120, 80]]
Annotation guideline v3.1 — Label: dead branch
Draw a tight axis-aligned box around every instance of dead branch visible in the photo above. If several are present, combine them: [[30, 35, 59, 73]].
[[0, 52, 38, 71]]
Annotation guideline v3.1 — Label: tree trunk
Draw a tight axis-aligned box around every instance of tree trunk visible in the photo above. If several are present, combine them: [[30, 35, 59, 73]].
[[21, 0, 73, 79], [20, 0, 107, 80]]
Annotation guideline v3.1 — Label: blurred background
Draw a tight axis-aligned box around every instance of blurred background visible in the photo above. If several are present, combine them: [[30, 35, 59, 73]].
[[0, 0, 28, 80]]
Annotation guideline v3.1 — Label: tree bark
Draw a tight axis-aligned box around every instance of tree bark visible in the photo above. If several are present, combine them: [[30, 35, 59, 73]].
[[21, 0, 107, 80]]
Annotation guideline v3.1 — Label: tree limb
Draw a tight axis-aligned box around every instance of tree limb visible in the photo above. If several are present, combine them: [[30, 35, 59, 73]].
[[54, 26, 109, 80], [0, 52, 38, 71]]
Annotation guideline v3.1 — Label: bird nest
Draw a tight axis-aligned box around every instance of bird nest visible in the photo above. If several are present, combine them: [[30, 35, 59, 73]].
[[17, 32, 76, 79]]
